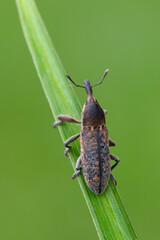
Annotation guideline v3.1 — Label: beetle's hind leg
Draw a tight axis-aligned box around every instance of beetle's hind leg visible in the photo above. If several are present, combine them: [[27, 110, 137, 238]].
[[110, 174, 117, 185], [53, 115, 81, 128], [64, 133, 80, 157], [72, 156, 82, 179]]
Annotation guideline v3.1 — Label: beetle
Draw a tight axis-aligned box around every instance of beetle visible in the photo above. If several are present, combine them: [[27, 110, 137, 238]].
[[53, 69, 119, 194]]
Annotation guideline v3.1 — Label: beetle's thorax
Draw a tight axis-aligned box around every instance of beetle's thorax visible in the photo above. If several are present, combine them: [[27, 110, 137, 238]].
[[81, 96, 105, 127]]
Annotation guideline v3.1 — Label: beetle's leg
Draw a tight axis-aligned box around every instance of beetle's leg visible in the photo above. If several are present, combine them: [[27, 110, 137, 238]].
[[53, 121, 62, 128], [75, 155, 82, 170], [110, 153, 120, 170], [110, 174, 117, 185], [53, 115, 81, 128], [72, 170, 81, 179], [64, 133, 80, 157], [103, 109, 108, 115], [72, 156, 82, 179], [109, 138, 116, 147], [110, 153, 119, 185]]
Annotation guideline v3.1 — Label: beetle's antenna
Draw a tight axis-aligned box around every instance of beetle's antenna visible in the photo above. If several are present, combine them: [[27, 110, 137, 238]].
[[92, 69, 109, 87], [66, 74, 85, 88]]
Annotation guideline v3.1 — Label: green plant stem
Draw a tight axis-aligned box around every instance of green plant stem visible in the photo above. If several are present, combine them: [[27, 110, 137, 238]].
[[15, 0, 137, 239]]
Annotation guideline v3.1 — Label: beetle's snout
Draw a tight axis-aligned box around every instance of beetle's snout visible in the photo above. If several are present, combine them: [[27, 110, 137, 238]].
[[83, 80, 93, 97]]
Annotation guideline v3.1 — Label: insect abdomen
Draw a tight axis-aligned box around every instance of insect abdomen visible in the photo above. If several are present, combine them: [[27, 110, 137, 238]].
[[81, 125, 111, 194]]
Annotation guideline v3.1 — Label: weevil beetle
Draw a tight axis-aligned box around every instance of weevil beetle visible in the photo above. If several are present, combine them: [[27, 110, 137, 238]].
[[53, 69, 120, 194]]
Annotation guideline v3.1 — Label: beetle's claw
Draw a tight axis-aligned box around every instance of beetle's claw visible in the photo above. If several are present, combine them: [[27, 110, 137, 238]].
[[64, 149, 69, 157], [72, 173, 76, 179], [72, 170, 81, 179]]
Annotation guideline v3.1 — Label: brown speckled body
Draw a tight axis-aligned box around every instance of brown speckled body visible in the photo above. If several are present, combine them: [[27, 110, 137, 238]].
[[81, 96, 111, 194], [54, 71, 119, 195]]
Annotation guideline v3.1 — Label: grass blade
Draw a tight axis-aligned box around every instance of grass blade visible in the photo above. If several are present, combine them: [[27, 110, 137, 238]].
[[15, 0, 137, 239]]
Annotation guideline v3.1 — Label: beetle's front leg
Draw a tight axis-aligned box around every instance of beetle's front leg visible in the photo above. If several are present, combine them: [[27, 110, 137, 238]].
[[64, 133, 80, 157], [72, 156, 82, 179], [53, 115, 81, 128]]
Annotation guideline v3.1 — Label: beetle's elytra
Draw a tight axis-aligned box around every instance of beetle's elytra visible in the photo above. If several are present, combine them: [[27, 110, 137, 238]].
[[53, 70, 120, 194]]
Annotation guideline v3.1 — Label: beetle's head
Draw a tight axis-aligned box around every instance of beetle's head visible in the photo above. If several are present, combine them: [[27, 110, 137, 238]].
[[83, 80, 92, 97], [66, 69, 109, 97]]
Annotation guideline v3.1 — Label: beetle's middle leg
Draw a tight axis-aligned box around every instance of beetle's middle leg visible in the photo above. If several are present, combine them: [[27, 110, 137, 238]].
[[110, 153, 120, 170], [64, 133, 80, 157], [109, 138, 116, 146], [110, 154, 119, 185], [72, 156, 82, 179], [53, 115, 81, 128]]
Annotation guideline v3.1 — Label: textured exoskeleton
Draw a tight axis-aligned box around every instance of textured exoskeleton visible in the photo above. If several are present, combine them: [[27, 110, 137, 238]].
[[53, 70, 120, 194]]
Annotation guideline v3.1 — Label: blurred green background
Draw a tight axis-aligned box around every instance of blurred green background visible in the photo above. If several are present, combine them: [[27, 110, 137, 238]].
[[0, 0, 160, 239]]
